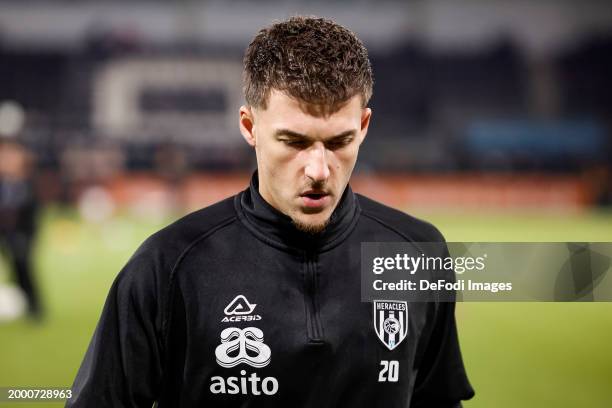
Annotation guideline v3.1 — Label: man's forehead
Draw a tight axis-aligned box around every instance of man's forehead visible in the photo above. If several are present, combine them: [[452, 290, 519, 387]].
[[262, 108, 361, 139], [256, 89, 363, 118]]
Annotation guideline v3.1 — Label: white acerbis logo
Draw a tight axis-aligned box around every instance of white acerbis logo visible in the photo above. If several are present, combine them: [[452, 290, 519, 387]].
[[222, 295, 262, 322], [224, 295, 256, 315], [215, 327, 271, 368]]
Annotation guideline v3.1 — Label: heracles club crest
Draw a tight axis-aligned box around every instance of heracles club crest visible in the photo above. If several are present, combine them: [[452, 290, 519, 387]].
[[373, 300, 409, 351]]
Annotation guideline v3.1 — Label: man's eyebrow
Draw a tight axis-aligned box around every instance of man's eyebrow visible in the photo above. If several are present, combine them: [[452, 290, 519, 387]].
[[328, 129, 357, 140], [274, 129, 309, 139], [273, 129, 356, 140]]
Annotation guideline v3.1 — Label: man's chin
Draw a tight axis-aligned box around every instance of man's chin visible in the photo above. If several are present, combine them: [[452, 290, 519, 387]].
[[291, 216, 330, 234]]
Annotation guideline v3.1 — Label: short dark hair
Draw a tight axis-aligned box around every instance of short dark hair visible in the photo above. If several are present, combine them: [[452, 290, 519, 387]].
[[243, 16, 373, 114]]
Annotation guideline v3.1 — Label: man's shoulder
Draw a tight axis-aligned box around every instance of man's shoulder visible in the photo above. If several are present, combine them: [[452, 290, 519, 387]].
[[140, 194, 239, 256], [356, 193, 445, 243], [113, 193, 240, 298]]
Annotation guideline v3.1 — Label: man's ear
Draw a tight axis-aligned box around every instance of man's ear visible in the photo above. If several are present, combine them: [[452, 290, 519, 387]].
[[359, 107, 372, 145], [239, 105, 256, 147]]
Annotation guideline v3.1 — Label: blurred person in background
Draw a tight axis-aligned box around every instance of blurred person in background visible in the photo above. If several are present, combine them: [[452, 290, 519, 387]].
[[0, 134, 42, 320], [68, 16, 473, 407], [154, 142, 188, 213]]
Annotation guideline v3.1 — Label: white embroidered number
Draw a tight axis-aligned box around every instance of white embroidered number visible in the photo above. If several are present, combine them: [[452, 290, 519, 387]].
[[378, 360, 399, 382]]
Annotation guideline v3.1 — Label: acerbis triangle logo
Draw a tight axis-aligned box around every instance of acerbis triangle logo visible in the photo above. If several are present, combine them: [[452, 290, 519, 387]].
[[224, 295, 256, 315], [373, 300, 409, 351], [221, 295, 262, 322]]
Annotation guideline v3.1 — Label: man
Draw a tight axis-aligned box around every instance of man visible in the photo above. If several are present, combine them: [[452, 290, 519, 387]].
[[0, 136, 41, 320], [68, 16, 474, 407]]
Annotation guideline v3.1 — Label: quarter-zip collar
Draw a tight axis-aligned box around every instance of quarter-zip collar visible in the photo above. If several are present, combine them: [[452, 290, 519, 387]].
[[236, 172, 360, 253]]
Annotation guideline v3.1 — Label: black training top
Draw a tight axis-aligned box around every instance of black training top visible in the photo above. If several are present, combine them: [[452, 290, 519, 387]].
[[67, 174, 474, 407]]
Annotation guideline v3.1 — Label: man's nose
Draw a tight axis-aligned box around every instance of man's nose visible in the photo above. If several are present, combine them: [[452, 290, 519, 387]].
[[304, 143, 330, 182]]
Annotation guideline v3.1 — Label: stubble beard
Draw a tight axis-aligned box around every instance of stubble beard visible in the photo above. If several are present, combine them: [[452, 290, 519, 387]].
[[292, 217, 330, 234]]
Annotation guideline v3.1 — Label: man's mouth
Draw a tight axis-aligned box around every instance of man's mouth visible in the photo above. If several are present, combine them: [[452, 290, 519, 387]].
[[300, 190, 331, 209], [302, 190, 327, 199]]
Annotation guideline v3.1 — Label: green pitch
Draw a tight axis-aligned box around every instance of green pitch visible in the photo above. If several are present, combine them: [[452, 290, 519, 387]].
[[0, 207, 611, 407]]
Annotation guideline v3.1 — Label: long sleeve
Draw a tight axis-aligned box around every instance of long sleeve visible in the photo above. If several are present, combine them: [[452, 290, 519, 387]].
[[66, 248, 165, 408], [410, 300, 474, 408]]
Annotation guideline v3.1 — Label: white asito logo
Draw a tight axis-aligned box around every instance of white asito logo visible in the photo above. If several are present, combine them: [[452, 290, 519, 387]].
[[221, 295, 262, 323], [210, 300, 278, 396], [215, 327, 271, 368]]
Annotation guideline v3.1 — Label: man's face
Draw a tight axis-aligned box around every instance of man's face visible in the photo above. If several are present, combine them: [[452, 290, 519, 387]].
[[240, 89, 371, 232]]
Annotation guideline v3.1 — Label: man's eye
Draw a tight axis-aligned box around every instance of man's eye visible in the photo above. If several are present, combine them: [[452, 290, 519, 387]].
[[326, 138, 352, 150], [283, 140, 308, 148]]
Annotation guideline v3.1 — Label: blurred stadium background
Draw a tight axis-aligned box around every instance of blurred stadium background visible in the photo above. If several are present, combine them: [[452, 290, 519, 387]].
[[0, 0, 611, 407]]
